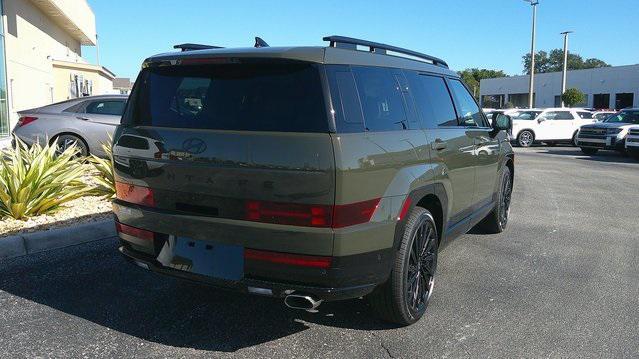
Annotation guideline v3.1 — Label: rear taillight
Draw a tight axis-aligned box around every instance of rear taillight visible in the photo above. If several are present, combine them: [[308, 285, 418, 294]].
[[244, 249, 332, 269], [244, 198, 380, 228], [17, 116, 37, 127], [115, 222, 154, 241], [245, 200, 332, 227], [115, 181, 155, 207], [332, 198, 380, 228]]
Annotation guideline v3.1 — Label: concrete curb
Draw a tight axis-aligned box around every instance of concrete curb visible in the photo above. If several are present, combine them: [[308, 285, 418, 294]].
[[0, 219, 116, 260]]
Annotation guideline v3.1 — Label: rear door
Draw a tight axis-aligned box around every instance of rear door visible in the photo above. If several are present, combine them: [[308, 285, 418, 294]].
[[536, 110, 575, 140], [406, 72, 476, 229], [447, 78, 500, 214]]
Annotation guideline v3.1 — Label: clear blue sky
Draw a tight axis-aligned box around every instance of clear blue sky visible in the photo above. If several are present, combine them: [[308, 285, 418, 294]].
[[83, 0, 639, 80]]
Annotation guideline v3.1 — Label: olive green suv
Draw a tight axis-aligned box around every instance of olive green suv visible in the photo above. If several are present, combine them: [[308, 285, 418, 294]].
[[112, 36, 514, 325]]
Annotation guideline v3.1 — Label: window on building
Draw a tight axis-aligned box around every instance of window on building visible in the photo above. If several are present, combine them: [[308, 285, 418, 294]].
[[593, 94, 610, 109], [508, 93, 535, 108], [405, 73, 458, 128], [481, 94, 505, 109], [615, 93, 634, 110]]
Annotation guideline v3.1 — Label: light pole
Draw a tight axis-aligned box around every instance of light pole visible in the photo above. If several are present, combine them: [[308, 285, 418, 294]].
[[560, 31, 573, 107], [524, 0, 539, 109]]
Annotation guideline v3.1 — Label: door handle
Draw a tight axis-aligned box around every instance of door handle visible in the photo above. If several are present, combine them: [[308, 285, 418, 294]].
[[76, 116, 90, 121], [431, 139, 447, 151]]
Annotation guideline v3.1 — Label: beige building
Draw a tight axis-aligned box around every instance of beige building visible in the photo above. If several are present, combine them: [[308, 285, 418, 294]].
[[0, 0, 115, 139]]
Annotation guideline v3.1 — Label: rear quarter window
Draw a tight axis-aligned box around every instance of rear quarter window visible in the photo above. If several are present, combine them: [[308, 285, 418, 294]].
[[124, 63, 328, 133]]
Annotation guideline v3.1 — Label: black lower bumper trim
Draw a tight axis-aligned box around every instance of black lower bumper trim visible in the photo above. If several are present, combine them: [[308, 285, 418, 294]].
[[118, 246, 378, 301]]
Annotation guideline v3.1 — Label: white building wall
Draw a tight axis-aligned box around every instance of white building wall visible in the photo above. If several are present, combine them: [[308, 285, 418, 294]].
[[480, 64, 639, 109], [2, 0, 94, 130]]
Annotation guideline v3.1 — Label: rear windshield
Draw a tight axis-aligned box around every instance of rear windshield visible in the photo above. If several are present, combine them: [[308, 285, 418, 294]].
[[124, 62, 328, 132]]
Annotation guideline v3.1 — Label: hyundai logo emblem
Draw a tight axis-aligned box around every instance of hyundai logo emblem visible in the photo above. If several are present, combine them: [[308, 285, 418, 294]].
[[182, 138, 207, 154]]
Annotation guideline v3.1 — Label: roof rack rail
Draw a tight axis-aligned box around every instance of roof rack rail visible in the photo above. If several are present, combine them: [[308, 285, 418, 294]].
[[173, 43, 224, 52], [322, 35, 448, 68]]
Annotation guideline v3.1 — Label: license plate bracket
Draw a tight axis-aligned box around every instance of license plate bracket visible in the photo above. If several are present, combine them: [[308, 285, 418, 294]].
[[157, 237, 244, 280]]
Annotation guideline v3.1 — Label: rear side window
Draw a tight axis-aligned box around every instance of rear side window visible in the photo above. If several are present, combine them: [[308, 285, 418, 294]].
[[448, 79, 487, 127], [541, 111, 574, 120], [577, 111, 593, 119], [86, 100, 126, 116], [125, 63, 328, 132], [405, 73, 458, 128], [351, 67, 409, 132]]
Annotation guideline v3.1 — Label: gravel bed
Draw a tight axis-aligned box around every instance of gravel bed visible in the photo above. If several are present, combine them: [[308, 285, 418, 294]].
[[0, 165, 114, 238]]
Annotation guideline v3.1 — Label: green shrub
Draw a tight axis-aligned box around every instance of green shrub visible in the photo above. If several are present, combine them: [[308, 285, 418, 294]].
[[0, 137, 91, 220], [89, 137, 115, 198]]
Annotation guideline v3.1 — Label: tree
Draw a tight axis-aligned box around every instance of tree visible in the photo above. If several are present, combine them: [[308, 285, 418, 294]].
[[458, 68, 508, 100], [522, 49, 610, 75], [561, 88, 586, 107]]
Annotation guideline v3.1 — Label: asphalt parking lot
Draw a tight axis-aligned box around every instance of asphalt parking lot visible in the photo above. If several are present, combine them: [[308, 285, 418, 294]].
[[1, 146, 638, 358]]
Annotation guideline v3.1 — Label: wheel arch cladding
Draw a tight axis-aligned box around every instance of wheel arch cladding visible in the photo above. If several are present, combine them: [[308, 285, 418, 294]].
[[393, 183, 447, 250]]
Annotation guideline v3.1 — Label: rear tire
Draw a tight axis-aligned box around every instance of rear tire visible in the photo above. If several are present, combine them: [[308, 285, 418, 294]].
[[517, 130, 534, 147], [368, 207, 438, 326], [54, 134, 88, 157], [580, 147, 598, 155], [477, 166, 512, 234]]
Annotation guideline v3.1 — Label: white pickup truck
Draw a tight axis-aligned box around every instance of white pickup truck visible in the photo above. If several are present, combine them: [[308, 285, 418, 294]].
[[510, 108, 596, 147]]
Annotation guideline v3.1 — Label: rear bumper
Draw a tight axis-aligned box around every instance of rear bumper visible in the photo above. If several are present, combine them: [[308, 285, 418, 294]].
[[113, 199, 396, 301], [118, 243, 383, 301]]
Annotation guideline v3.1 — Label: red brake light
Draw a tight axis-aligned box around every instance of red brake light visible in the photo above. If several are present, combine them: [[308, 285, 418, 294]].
[[243, 198, 380, 228], [17, 116, 37, 127], [245, 200, 331, 227], [115, 182, 155, 207], [245, 249, 332, 269], [115, 222, 154, 241]]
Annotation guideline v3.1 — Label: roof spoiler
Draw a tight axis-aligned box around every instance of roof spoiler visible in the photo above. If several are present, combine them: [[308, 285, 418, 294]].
[[173, 36, 270, 52], [323, 35, 449, 68]]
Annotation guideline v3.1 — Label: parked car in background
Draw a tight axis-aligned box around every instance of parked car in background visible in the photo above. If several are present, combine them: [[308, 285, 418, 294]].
[[626, 127, 639, 160], [576, 108, 639, 155], [12, 94, 128, 157], [510, 108, 594, 147], [592, 110, 617, 122], [112, 36, 515, 326]]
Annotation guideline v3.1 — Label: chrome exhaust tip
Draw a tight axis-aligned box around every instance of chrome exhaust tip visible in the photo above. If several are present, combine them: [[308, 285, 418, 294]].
[[284, 294, 323, 312]]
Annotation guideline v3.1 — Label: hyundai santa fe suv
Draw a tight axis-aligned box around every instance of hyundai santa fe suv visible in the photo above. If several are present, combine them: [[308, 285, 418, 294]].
[[113, 36, 514, 325]]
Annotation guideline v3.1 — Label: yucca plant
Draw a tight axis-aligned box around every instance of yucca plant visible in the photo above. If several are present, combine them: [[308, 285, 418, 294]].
[[89, 136, 115, 198], [0, 137, 91, 220]]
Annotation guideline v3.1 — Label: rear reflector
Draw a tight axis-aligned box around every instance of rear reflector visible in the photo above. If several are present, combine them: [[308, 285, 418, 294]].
[[115, 182, 155, 207], [245, 249, 332, 269], [115, 222, 154, 241], [17, 116, 37, 127], [244, 198, 380, 228], [397, 197, 412, 221]]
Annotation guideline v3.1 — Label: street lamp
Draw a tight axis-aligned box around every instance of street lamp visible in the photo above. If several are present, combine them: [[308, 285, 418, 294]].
[[524, 0, 539, 109], [560, 31, 573, 107]]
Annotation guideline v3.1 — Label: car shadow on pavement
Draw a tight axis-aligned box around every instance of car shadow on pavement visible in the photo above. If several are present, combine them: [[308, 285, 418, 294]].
[[0, 239, 397, 352]]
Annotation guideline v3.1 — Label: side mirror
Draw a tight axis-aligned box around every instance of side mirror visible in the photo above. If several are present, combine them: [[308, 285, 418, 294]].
[[493, 114, 512, 132], [537, 117, 546, 123]]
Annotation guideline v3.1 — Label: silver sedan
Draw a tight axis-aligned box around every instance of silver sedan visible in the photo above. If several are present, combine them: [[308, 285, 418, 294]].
[[12, 94, 128, 157]]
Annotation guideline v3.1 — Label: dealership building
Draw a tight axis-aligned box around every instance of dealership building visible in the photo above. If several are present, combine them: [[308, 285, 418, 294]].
[[480, 64, 639, 110], [0, 0, 115, 141]]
